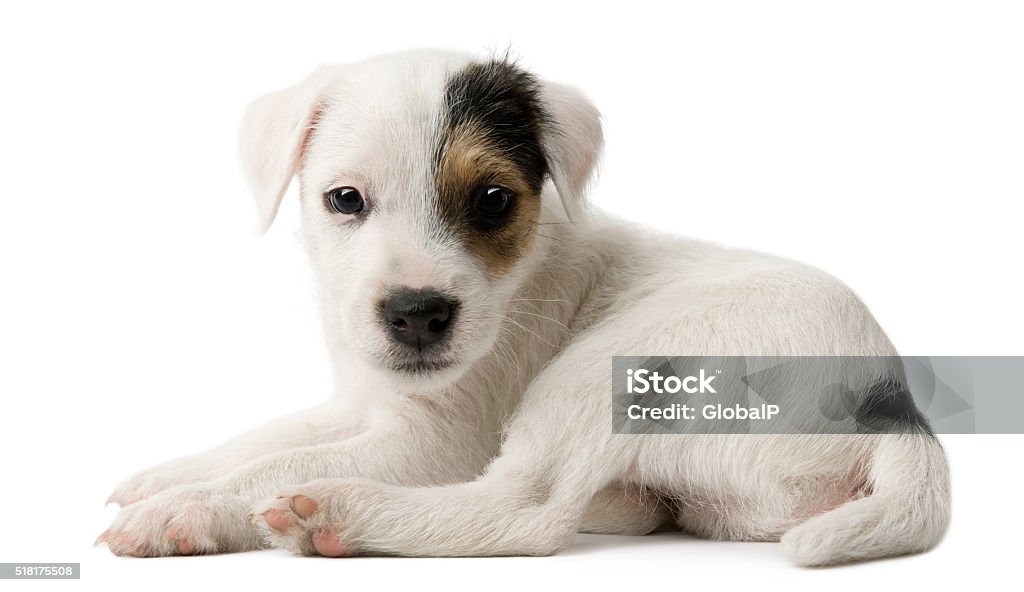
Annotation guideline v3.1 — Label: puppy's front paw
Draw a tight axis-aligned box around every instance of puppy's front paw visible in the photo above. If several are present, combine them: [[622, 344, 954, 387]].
[[107, 472, 179, 507], [252, 479, 383, 557], [98, 485, 262, 557], [107, 458, 215, 506]]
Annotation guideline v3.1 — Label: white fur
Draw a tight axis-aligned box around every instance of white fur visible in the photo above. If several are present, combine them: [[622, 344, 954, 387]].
[[101, 50, 950, 565]]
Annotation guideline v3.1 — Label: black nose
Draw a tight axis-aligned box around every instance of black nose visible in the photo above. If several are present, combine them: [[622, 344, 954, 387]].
[[381, 289, 456, 349]]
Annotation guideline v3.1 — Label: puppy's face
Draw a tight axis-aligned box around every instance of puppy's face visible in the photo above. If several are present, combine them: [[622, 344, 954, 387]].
[[240, 51, 601, 389]]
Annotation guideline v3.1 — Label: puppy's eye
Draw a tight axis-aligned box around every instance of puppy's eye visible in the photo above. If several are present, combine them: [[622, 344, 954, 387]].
[[325, 187, 365, 215], [473, 186, 513, 218]]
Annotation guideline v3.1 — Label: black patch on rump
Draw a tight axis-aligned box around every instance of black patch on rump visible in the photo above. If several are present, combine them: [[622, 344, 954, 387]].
[[855, 377, 934, 434], [439, 58, 550, 194]]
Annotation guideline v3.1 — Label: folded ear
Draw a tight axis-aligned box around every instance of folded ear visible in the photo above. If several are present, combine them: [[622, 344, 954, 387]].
[[238, 72, 328, 233], [539, 81, 604, 221]]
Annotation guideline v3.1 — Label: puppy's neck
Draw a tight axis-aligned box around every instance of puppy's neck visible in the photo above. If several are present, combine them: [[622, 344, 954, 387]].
[[445, 210, 602, 405]]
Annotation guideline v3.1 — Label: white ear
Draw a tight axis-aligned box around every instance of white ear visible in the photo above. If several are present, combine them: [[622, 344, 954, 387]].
[[539, 81, 604, 221], [238, 73, 327, 233]]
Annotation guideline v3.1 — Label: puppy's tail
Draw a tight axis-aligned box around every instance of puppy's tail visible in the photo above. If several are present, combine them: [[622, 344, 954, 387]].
[[781, 432, 951, 566]]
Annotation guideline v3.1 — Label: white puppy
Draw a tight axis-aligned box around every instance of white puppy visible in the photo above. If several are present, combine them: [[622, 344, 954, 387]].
[[100, 50, 950, 565]]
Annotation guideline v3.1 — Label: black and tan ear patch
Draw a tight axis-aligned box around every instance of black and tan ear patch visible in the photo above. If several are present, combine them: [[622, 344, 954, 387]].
[[434, 58, 551, 276]]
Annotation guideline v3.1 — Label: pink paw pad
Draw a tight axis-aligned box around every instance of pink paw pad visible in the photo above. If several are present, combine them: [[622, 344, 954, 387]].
[[263, 508, 295, 532], [166, 526, 195, 555], [290, 495, 318, 519], [312, 529, 347, 557]]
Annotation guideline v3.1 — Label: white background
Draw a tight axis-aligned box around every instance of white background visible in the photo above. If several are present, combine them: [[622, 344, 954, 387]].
[[1, 1, 1022, 590]]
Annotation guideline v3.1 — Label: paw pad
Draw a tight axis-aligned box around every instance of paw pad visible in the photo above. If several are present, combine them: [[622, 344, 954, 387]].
[[290, 495, 318, 519], [312, 529, 347, 557], [262, 508, 295, 532]]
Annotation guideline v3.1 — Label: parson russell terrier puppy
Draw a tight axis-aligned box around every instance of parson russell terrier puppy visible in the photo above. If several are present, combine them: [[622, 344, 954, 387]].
[[99, 50, 950, 565]]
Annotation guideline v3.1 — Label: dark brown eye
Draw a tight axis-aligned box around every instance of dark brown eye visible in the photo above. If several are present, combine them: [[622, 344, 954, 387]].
[[325, 187, 364, 215], [473, 186, 512, 218]]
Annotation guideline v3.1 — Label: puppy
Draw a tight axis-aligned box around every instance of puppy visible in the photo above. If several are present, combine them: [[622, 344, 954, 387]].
[[99, 49, 950, 565]]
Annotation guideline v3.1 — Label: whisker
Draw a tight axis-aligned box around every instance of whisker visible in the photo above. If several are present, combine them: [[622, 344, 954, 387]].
[[483, 313, 560, 348], [507, 309, 570, 331]]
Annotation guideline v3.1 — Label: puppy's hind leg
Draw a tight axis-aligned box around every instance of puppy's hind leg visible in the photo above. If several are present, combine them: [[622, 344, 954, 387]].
[[580, 483, 672, 535]]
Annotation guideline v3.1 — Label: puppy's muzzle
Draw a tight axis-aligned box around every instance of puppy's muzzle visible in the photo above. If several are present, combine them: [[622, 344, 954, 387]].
[[380, 288, 458, 351]]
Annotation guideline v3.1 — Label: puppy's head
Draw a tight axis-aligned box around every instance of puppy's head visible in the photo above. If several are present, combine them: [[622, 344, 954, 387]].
[[239, 50, 602, 389]]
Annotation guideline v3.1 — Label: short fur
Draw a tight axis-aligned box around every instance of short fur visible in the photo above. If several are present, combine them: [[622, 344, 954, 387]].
[[100, 50, 950, 566]]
